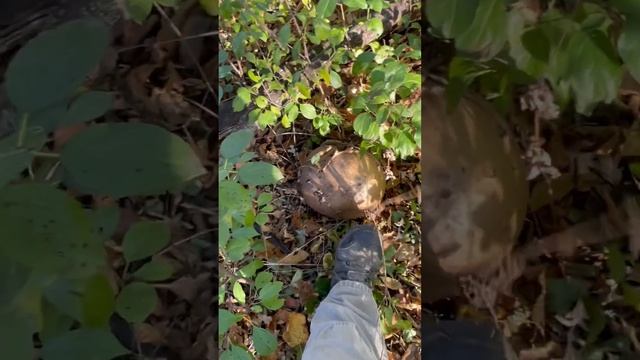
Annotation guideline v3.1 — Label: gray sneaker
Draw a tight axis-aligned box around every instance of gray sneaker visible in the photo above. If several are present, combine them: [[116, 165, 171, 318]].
[[331, 225, 383, 287]]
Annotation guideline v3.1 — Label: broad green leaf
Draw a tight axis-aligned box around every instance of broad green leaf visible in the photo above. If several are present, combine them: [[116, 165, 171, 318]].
[[6, 19, 109, 112], [226, 236, 252, 262], [287, 104, 299, 122], [353, 52, 375, 75], [618, 23, 640, 83], [252, 327, 277, 356], [0, 260, 31, 307], [61, 123, 206, 197], [239, 260, 264, 279], [278, 23, 292, 47], [220, 345, 252, 360], [30, 91, 113, 131], [623, 284, 640, 312], [0, 126, 47, 188], [44, 279, 84, 320], [255, 96, 269, 109], [126, 0, 154, 23], [427, 0, 480, 39], [353, 113, 378, 140], [394, 130, 417, 159], [330, 71, 343, 88], [0, 307, 35, 360], [41, 328, 128, 360], [232, 88, 252, 112], [521, 27, 550, 62], [257, 110, 278, 127], [40, 299, 74, 342], [367, 18, 384, 37], [199, 0, 218, 15], [219, 180, 252, 218], [116, 282, 158, 323], [255, 272, 273, 289], [221, 129, 254, 159], [606, 245, 626, 283], [133, 257, 174, 282], [316, 0, 337, 18], [300, 104, 317, 119], [238, 162, 284, 186], [455, 0, 507, 60], [233, 281, 246, 304], [259, 281, 284, 310], [122, 221, 171, 262], [369, 0, 384, 12], [507, 9, 547, 77], [219, 309, 241, 336], [343, 0, 367, 10], [564, 30, 622, 114], [82, 273, 115, 328], [547, 278, 589, 314], [584, 296, 605, 344], [89, 205, 120, 240], [0, 184, 103, 275]]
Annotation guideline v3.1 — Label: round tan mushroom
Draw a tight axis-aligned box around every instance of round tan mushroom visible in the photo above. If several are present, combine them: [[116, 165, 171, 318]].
[[298, 142, 385, 219], [423, 86, 529, 275]]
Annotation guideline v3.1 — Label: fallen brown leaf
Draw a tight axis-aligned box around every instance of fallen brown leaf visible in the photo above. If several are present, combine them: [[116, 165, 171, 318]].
[[282, 312, 309, 348], [278, 249, 309, 265]]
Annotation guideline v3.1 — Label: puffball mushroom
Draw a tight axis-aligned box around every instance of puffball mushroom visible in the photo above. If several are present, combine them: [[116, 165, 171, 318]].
[[298, 142, 385, 219]]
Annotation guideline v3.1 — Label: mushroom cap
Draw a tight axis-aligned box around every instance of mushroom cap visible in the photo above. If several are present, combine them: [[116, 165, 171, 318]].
[[298, 143, 385, 219], [423, 86, 529, 275]]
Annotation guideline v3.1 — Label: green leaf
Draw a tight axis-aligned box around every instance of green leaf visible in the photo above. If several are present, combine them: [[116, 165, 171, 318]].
[[41, 299, 75, 342], [220, 345, 252, 360], [0, 126, 47, 188], [233, 87, 252, 112], [156, 0, 179, 6], [547, 278, 589, 314], [353, 52, 375, 75], [0, 308, 35, 360], [238, 162, 284, 186], [257, 110, 278, 127], [584, 296, 605, 344], [287, 104, 299, 122], [353, 113, 378, 140], [278, 23, 292, 47], [259, 281, 284, 310], [233, 281, 246, 304], [82, 273, 115, 328], [317, 0, 337, 18], [89, 205, 120, 240], [239, 260, 264, 279], [623, 284, 640, 312], [61, 123, 206, 197], [343, 0, 367, 10], [427, 0, 480, 39], [369, 0, 384, 12], [255, 272, 273, 289], [606, 245, 626, 283], [126, 0, 154, 23], [252, 327, 277, 356], [221, 129, 254, 159], [521, 27, 550, 62], [455, 0, 507, 60], [255, 96, 269, 109], [133, 257, 174, 282], [116, 282, 158, 323], [367, 18, 384, 37], [564, 30, 622, 114], [41, 328, 128, 360], [0, 184, 103, 275], [44, 279, 84, 320], [199, 0, 217, 15], [5, 19, 109, 112], [122, 221, 170, 262], [31, 91, 113, 131], [219, 309, 241, 337], [300, 104, 317, 119], [618, 23, 640, 84], [330, 71, 343, 88]]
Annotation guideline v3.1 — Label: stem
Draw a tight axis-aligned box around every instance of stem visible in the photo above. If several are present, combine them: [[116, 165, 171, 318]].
[[32, 151, 60, 159], [17, 113, 29, 148]]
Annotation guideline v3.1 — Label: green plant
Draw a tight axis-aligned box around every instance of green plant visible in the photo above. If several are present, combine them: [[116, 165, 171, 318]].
[[123, 0, 216, 23], [427, 0, 640, 115], [220, 0, 421, 159], [218, 129, 284, 358], [0, 18, 206, 358]]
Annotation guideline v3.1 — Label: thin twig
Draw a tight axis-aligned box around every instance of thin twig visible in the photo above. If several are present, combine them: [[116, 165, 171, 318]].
[[153, 3, 215, 98], [157, 228, 215, 255], [118, 31, 218, 52]]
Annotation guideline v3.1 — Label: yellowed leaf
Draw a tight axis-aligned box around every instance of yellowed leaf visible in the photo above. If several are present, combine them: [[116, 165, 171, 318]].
[[278, 249, 309, 265], [282, 312, 308, 347]]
